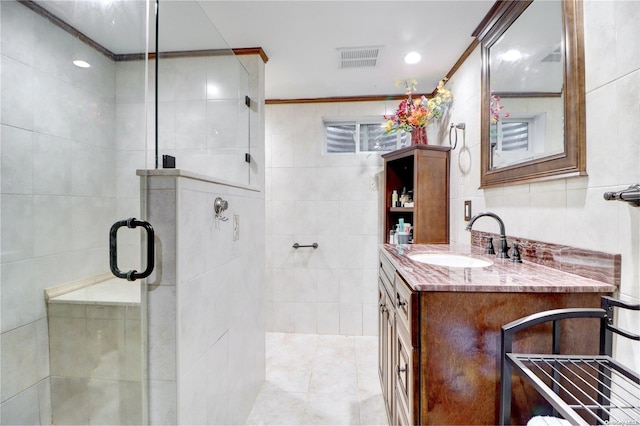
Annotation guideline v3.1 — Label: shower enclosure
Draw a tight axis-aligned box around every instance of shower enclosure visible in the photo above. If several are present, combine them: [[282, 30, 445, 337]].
[[0, 0, 256, 424]]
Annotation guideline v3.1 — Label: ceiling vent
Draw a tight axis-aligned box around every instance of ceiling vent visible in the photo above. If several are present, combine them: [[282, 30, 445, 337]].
[[541, 46, 562, 63], [337, 46, 382, 69]]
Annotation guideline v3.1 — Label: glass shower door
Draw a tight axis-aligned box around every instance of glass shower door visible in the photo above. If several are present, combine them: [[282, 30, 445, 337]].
[[0, 0, 151, 424]]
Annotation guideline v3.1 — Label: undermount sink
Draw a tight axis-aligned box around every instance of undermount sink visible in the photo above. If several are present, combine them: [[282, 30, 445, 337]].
[[408, 253, 493, 268]]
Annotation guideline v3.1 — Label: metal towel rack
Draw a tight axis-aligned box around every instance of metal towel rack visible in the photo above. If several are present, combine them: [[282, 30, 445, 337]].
[[603, 184, 640, 207], [293, 242, 318, 249]]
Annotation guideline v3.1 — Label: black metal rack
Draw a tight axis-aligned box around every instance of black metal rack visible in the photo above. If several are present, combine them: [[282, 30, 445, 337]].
[[500, 296, 640, 425]]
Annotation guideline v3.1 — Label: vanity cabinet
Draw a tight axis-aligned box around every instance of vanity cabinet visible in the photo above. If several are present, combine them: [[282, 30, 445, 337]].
[[382, 145, 450, 244], [378, 252, 395, 419], [378, 247, 612, 425]]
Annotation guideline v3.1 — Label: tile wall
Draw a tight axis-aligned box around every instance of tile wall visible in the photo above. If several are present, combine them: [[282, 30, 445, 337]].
[[150, 55, 254, 186], [142, 47, 266, 426], [144, 172, 265, 425], [47, 302, 142, 425], [265, 102, 401, 336]]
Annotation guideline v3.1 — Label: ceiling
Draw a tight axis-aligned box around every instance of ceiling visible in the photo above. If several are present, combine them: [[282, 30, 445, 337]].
[[34, 0, 497, 100], [199, 1, 496, 99]]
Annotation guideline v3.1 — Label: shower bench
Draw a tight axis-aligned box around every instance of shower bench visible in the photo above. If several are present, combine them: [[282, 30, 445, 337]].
[[500, 296, 640, 426]]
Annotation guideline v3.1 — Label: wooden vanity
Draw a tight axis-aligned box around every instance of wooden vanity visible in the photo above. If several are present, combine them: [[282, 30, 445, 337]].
[[378, 244, 617, 425]]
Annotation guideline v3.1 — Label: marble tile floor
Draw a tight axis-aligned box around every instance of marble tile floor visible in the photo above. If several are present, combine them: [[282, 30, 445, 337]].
[[246, 332, 388, 425]]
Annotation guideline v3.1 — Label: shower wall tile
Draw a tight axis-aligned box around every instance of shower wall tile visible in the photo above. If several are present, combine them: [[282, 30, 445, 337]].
[[32, 71, 73, 139], [32, 13, 73, 83], [115, 102, 147, 151], [144, 172, 265, 425], [207, 56, 245, 100], [0, 322, 39, 400], [48, 316, 89, 378], [205, 333, 230, 424], [50, 376, 90, 425], [266, 101, 384, 336], [72, 92, 116, 148], [148, 379, 177, 425], [0, 259, 37, 333], [36, 378, 52, 426], [35, 318, 50, 380], [0, 384, 41, 426], [0, 0, 36, 67], [1, 56, 35, 130], [33, 132, 72, 195], [70, 142, 115, 197], [175, 100, 207, 150], [72, 41, 116, 99], [147, 285, 176, 382], [33, 195, 72, 257], [115, 61, 146, 104], [1, 125, 33, 194], [0, 195, 34, 263]]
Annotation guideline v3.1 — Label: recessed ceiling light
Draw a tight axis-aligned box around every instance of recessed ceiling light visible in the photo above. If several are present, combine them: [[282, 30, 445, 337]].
[[73, 60, 91, 68], [404, 52, 421, 65]]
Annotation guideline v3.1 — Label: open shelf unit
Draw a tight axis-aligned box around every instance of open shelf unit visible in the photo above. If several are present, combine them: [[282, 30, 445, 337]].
[[382, 145, 450, 244]]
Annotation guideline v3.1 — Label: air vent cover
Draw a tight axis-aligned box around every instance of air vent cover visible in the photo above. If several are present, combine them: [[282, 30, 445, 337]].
[[337, 46, 382, 69]]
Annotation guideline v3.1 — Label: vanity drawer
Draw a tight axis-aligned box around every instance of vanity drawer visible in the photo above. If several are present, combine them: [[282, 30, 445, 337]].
[[395, 273, 419, 347], [379, 252, 395, 296]]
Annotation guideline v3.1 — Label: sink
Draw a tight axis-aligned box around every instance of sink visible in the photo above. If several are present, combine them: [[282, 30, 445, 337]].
[[408, 253, 493, 268]]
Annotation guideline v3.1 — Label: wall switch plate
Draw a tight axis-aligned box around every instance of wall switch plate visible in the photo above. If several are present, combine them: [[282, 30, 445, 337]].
[[464, 200, 472, 221], [233, 214, 240, 241]]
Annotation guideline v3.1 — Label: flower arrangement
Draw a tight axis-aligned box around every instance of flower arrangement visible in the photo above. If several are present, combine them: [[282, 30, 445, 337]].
[[383, 78, 453, 135], [490, 92, 509, 124]]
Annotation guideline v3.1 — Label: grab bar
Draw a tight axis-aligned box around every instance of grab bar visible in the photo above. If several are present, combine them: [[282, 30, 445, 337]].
[[293, 242, 318, 249], [109, 218, 155, 281]]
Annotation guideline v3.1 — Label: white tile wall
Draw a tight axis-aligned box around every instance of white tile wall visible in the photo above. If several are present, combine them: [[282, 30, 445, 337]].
[[145, 172, 266, 425], [265, 101, 391, 336]]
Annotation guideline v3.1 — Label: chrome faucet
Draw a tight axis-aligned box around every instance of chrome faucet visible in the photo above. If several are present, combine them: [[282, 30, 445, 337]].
[[465, 211, 510, 259]]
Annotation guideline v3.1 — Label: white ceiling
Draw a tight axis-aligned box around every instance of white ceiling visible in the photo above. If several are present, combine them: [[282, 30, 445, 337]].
[[199, 1, 496, 99], [34, 0, 497, 100]]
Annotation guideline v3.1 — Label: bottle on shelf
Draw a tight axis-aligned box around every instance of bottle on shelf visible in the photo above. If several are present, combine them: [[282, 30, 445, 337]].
[[391, 190, 398, 207]]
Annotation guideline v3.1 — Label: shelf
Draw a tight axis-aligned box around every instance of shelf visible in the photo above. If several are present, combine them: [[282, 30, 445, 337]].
[[390, 207, 414, 213]]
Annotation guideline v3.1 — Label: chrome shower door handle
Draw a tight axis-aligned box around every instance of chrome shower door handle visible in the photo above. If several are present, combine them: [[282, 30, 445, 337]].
[[109, 218, 155, 281]]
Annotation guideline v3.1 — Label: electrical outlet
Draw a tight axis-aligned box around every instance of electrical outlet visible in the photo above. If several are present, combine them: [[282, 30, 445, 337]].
[[233, 214, 240, 241], [464, 200, 472, 221]]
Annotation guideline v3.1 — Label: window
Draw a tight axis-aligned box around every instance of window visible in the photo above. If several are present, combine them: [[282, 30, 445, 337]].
[[324, 118, 407, 154], [500, 121, 529, 151]]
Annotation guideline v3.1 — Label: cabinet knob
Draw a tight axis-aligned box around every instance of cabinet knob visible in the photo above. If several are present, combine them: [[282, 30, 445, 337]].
[[396, 299, 407, 308], [379, 303, 387, 313], [396, 365, 407, 374]]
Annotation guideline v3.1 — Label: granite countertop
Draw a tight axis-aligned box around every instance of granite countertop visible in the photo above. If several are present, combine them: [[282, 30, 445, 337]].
[[381, 243, 617, 293]]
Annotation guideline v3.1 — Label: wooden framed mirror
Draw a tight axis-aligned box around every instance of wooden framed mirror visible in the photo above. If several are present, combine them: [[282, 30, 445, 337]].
[[473, 0, 586, 188]]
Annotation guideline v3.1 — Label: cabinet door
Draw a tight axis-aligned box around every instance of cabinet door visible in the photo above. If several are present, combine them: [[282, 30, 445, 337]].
[[378, 279, 394, 421], [395, 321, 415, 425]]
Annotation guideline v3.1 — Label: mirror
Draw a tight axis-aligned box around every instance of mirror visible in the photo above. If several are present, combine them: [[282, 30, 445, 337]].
[[473, 0, 586, 188]]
